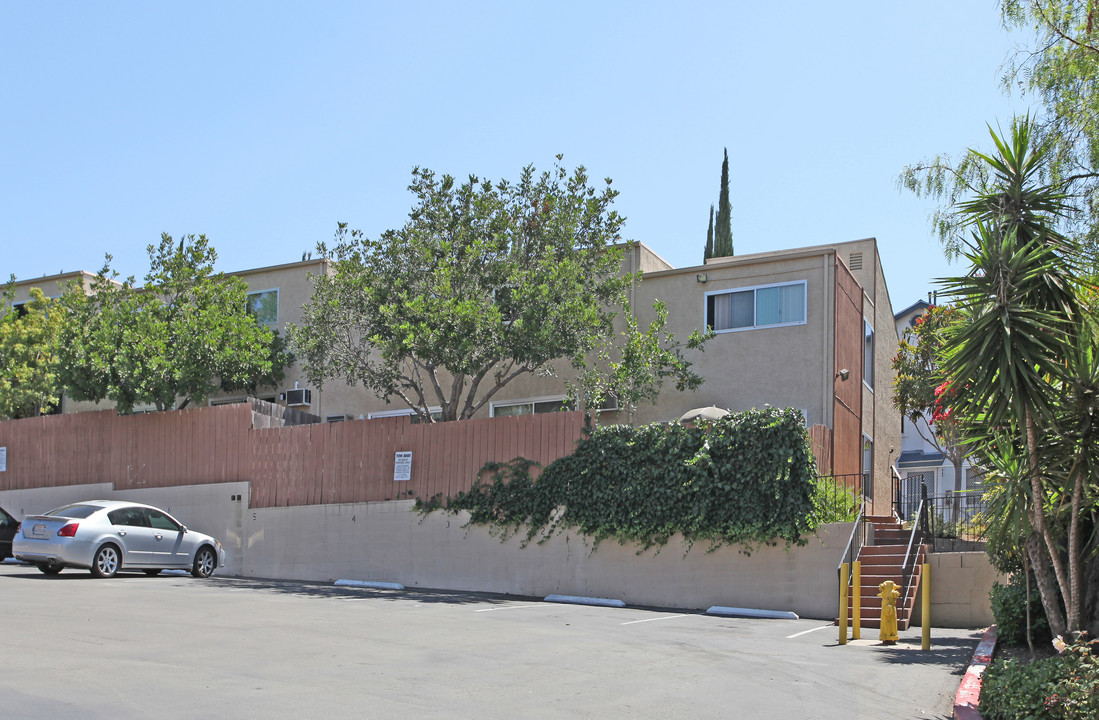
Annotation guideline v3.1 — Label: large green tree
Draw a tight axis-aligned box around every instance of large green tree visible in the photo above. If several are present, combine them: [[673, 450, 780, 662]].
[[290, 159, 708, 422], [58, 234, 287, 413], [0, 284, 63, 418], [939, 119, 1097, 636], [899, 0, 1099, 638]]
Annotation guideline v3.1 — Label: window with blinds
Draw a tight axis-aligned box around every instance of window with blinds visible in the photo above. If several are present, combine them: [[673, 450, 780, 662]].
[[705, 280, 807, 332]]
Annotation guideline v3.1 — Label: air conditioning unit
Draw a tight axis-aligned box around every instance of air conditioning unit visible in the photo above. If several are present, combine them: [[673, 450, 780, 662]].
[[284, 388, 312, 407], [325, 414, 349, 423]]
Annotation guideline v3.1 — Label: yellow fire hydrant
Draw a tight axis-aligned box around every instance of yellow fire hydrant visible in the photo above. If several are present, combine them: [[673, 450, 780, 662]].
[[878, 580, 900, 645]]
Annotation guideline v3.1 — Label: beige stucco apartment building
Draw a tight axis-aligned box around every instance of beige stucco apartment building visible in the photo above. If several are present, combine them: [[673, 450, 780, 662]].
[[5, 237, 900, 506]]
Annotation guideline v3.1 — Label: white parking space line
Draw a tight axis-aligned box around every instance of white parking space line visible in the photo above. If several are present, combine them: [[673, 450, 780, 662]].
[[785, 624, 834, 639], [474, 604, 550, 612], [620, 614, 688, 626]]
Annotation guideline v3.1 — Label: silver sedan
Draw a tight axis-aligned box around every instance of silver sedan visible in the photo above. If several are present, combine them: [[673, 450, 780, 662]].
[[12, 500, 225, 578]]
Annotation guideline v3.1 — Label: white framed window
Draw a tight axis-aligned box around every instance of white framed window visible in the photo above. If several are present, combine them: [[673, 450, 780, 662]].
[[863, 320, 875, 390], [490, 396, 570, 418], [246, 288, 279, 325], [704, 280, 807, 333]]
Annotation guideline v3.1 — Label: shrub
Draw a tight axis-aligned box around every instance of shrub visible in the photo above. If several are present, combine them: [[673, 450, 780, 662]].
[[811, 476, 861, 523], [980, 634, 1099, 720], [990, 572, 1051, 646], [419, 407, 820, 553]]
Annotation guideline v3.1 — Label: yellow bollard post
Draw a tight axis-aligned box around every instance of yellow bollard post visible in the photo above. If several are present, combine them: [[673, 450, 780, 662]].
[[878, 580, 899, 645], [839, 562, 849, 645], [922, 562, 931, 651], [852, 561, 861, 640]]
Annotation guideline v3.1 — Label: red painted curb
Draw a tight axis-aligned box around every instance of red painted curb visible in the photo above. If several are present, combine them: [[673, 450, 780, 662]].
[[954, 626, 997, 720]]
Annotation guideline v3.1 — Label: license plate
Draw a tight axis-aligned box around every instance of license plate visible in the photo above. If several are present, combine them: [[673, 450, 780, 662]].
[[32, 524, 46, 537]]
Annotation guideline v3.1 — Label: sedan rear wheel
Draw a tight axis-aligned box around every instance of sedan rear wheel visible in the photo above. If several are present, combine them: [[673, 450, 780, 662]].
[[192, 546, 216, 578], [90, 544, 120, 578], [36, 562, 63, 576]]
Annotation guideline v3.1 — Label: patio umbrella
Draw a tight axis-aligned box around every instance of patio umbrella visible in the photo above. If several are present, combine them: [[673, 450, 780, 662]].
[[677, 406, 729, 423]]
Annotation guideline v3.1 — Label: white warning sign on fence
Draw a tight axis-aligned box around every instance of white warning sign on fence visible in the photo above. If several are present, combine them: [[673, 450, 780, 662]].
[[394, 451, 412, 482], [0, 446, 6, 472]]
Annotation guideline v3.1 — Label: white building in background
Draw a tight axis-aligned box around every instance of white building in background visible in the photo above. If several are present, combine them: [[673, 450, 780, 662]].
[[893, 300, 978, 515]]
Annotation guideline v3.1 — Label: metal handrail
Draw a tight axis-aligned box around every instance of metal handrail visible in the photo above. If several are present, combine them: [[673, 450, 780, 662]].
[[891, 466, 904, 522], [837, 500, 867, 570], [836, 499, 868, 595], [899, 490, 928, 612]]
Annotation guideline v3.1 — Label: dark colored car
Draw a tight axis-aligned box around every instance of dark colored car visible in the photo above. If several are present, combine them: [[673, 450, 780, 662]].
[[0, 505, 17, 560]]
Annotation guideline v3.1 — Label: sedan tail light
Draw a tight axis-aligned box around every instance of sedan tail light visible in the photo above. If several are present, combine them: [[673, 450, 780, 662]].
[[57, 523, 79, 537]]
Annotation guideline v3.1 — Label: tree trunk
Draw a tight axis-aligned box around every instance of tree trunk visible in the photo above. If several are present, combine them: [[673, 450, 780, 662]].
[[1067, 464, 1084, 633], [1027, 531, 1067, 639], [1025, 413, 1074, 634], [1023, 552, 1035, 658], [1084, 527, 1099, 639]]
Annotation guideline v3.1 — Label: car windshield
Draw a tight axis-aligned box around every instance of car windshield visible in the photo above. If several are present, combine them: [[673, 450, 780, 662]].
[[45, 504, 101, 519]]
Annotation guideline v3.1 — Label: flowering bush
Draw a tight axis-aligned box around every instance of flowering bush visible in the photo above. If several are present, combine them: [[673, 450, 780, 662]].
[[931, 380, 955, 424], [980, 633, 1099, 719]]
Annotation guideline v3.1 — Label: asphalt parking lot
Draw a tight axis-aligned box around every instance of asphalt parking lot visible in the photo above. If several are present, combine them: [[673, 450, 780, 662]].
[[0, 562, 977, 719]]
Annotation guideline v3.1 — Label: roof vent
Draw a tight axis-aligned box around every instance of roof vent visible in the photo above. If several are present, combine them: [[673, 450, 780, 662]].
[[848, 252, 863, 271]]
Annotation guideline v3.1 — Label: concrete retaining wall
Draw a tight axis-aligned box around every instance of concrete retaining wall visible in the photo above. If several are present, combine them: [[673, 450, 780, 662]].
[[241, 500, 852, 619], [911, 551, 1005, 629], [1, 482, 250, 576], [1, 483, 1003, 626]]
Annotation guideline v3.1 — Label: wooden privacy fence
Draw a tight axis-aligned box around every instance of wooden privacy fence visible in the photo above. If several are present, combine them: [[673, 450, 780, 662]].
[[0, 404, 587, 508], [807, 424, 832, 475], [249, 411, 586, 507], [0, 405, 254, 491]]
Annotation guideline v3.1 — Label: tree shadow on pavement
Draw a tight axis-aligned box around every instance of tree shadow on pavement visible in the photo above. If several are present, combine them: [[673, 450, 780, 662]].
[[204, 575, 539, 607], [870, 630, 982, 672]]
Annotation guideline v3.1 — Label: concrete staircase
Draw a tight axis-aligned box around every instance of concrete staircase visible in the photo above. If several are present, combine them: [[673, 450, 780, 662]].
[[845, 515, 926, 631]]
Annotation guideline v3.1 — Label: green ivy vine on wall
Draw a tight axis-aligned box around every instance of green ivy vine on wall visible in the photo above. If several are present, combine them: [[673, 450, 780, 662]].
[[416, 407, 823, 555]]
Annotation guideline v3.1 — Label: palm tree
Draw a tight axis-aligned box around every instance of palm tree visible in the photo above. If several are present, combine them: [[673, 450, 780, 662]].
[[940, 116, 1087, 636]]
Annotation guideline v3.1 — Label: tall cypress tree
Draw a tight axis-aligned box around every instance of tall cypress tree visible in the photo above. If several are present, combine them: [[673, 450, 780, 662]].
[[704, 204, 714, 262], [714, 148, 733, 257]]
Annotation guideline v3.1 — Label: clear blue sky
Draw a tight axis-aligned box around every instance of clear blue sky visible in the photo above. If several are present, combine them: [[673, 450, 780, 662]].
[[1, 2, 1028, 315]]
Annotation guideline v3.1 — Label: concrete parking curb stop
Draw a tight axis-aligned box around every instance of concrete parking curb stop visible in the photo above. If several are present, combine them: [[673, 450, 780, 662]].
[[954, 625, 997, 720], [706, 606, 799, 620], [544, 594, 626, 608], [335, 579, 405, 590]]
